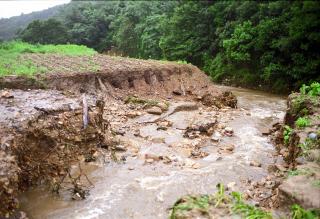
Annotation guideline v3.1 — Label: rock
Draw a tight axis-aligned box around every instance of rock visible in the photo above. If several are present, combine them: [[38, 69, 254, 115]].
[[218, 146, 234, 154], [146, 106, 162, 115], [156, 126, 167, 131], [192, 162, 201, 169], [261, 127, 270, 135], [158, 120, 172, 127], [172, 89, 182, 95], [308, 132, 317, 140], [250, 160, 262, 167], [151, 137, 165, 143], [157, 121, 172, 130], [0, 90, 14, 99], [211, 135, 220, 142], [184, 159, 198, 168], [126, 111, 142, 118], [227, 182, 236, 191], [114, 128, 125, 136], [133, 129, 140, 137], [225, 127, 233, 132], [114, 145, 127, 151], [162, 156, 172, 164], [128, 167, 135, 170], [279, 174, 320, 209], [145, 158, 154, 164], [157, 102, 168, 111], [225, 144, 235, 151], [184, 118, 217, 138], [224, 127, 234, 136], [145, 154, 161, 161], [245, 190, 254, 198]]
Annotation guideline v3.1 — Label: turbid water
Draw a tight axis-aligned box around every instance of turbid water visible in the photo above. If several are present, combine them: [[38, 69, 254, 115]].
[[19, 86, 286, 219]]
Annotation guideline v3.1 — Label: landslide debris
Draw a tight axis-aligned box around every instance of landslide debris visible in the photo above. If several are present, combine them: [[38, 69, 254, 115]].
[[0, 54, 237, 217]]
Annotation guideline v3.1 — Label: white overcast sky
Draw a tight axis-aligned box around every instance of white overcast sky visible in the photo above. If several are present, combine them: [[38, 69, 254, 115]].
[[0, 0, 71, 19]]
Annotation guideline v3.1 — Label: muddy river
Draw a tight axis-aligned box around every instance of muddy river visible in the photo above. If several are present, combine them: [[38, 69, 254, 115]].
[[19, 86, 286, 219]]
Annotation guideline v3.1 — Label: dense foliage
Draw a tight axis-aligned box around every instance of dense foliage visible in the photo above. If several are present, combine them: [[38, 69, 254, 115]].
[[9, 1, 320, 92]]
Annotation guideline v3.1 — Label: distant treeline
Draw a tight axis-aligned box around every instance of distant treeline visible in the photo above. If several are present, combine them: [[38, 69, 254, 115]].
[[0, 5, 63, 41], [9, 1, 320, 92]]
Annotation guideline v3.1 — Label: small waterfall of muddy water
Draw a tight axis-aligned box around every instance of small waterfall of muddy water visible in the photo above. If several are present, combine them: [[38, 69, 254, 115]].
[[19, 86, 286, 219]]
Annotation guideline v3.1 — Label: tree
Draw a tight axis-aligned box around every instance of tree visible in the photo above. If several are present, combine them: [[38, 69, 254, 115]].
[[19, 18, 70, 44]]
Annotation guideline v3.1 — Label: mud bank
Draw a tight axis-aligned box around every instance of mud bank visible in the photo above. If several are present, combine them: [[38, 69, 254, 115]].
[[0, 56, 236, 217], [271, 90, 320, 210], [0, 90, 108, 217]]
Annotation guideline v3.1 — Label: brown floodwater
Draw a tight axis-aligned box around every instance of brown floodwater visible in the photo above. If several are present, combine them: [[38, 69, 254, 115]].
[[19, 86, 286, 219]]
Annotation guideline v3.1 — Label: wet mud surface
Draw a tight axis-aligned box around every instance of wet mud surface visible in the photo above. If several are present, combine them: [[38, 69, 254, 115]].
[[18, 86, 287, 219]]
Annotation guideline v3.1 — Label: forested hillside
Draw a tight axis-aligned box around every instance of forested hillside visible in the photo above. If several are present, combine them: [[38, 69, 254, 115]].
[[0, 4, 64, 41], [13, 1, 320, 92]]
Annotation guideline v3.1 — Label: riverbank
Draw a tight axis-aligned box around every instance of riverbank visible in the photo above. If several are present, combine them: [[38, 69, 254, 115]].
[[271, 84, 320, 211]]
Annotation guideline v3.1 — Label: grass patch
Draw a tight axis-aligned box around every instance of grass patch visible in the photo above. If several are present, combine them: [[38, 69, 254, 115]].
[[124, 96, 159, 107], [170, 184, 272, 219], [291, 204, 320, 219], [0, 41, 96, 76], [287, 168, 313, 177], [170, 195, 212, 219], [231, 192, 272, 219], [295, 117, 310, 128]]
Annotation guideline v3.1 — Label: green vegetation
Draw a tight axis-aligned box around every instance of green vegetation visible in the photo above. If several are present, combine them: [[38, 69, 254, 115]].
[[124, 96, 170, 111], [124, 96, 159, 107], [312, 180, 320, 188], [300, 82, 320, 97], [19, 19, 70, 45], [291, 204, 320, 219], [5, 1, 318, 92], [283, 125, 293, 145], [231, 192, 272, 219], [287, 168, 313, 177], [171, 184, 319, 218], [0, 41, 96, 76], [170, 184, 272, 219], [170, 195, 212, 218], [295, 117, 311, 128]]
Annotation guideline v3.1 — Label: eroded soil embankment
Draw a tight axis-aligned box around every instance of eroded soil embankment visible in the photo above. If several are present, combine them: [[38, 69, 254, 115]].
[[0, 91, 108, 217], [271, 92, 320, 210], [0, 57, 236, 217]]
